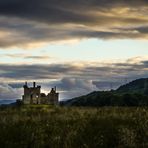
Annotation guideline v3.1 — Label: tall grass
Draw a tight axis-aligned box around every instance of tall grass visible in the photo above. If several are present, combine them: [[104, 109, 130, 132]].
[[0, 106, 147, 148]]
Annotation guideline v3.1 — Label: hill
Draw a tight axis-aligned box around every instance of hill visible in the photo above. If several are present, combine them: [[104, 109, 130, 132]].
[[117, 78, 148, 94], [62, 78, 148, 106]]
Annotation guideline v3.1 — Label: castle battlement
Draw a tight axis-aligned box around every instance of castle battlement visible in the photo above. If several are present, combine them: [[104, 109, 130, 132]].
[[22, 82, 59, 105]]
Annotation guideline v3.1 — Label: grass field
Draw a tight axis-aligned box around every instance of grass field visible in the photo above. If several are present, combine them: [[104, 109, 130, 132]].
[[0, 105, 148, 148]]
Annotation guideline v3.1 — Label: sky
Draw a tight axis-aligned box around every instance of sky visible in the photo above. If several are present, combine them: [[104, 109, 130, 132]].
[[0, 0, 148, 100]]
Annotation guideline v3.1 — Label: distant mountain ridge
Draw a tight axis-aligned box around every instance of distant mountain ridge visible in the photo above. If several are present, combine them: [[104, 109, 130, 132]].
[[117, 78, 148, 94], [0, 99, 16, 105], [62, 78, 148, 106]]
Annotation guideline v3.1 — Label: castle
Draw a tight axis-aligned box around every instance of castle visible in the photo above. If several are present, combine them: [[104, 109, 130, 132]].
[[22, 82, 59, 105]]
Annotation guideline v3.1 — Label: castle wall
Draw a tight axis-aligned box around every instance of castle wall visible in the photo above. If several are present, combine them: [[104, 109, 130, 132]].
[[23, 82, 41, 104], [47, 88, 59, 105], [40, 93, 48, 104], [22, 82, 59, 105]]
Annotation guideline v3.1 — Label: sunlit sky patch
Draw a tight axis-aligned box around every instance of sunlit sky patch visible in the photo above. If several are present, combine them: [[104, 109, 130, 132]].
[[1, 39, 148, 64]]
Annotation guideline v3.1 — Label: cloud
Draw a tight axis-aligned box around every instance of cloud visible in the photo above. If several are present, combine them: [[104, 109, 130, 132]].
[[93, 81, 122, 90], [1, 53, 51, 60], [0, 57, 147, 100], [24, 56, 50, 60], [7, 78, 97, 100], [0, 57, 147, 81], [0, 0, 148, 47], [0, 83, 22, 99], [8, 83, 24, 89], [46, 78, 97, 92], [8, 78, 97, 100], [0, 0, 147, 22], [43, 78, 98, 100]]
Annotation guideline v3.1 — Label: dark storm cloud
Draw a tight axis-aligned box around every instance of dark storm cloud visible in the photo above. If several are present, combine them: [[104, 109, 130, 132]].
[[0, 59, 148, 81], [0, 0, 93, 24], [0, 0, 148, 47], [0, 0, 147, 22], [0, 64, 77, 79]]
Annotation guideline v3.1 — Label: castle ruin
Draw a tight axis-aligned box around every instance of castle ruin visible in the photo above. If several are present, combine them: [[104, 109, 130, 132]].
[[22, 82, 59, 105]]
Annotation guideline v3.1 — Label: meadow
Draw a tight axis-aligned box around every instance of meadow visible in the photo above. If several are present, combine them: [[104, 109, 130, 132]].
[[0, 105, 148, 148]]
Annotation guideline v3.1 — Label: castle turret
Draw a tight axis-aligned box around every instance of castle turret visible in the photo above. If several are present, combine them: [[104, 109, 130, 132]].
[[23, 81, 28, 88], [33, 82, 36, 88], [47, 87, 59, 105]]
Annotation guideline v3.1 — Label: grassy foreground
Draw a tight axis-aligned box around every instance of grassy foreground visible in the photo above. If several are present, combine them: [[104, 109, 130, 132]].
[[0, 105, 148, 148]]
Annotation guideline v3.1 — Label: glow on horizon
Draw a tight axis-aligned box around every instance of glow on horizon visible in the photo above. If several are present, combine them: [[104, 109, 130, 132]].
[[0, 39, 148, 64]]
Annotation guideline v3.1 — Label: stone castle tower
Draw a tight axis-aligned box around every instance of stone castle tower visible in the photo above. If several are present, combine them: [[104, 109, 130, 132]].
[[22, 82, 59, 105]]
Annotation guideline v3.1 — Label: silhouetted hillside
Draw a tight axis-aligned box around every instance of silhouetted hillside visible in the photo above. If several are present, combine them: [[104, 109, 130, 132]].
[[62, 78, 148, 106], [117, 78, 148, 95]]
